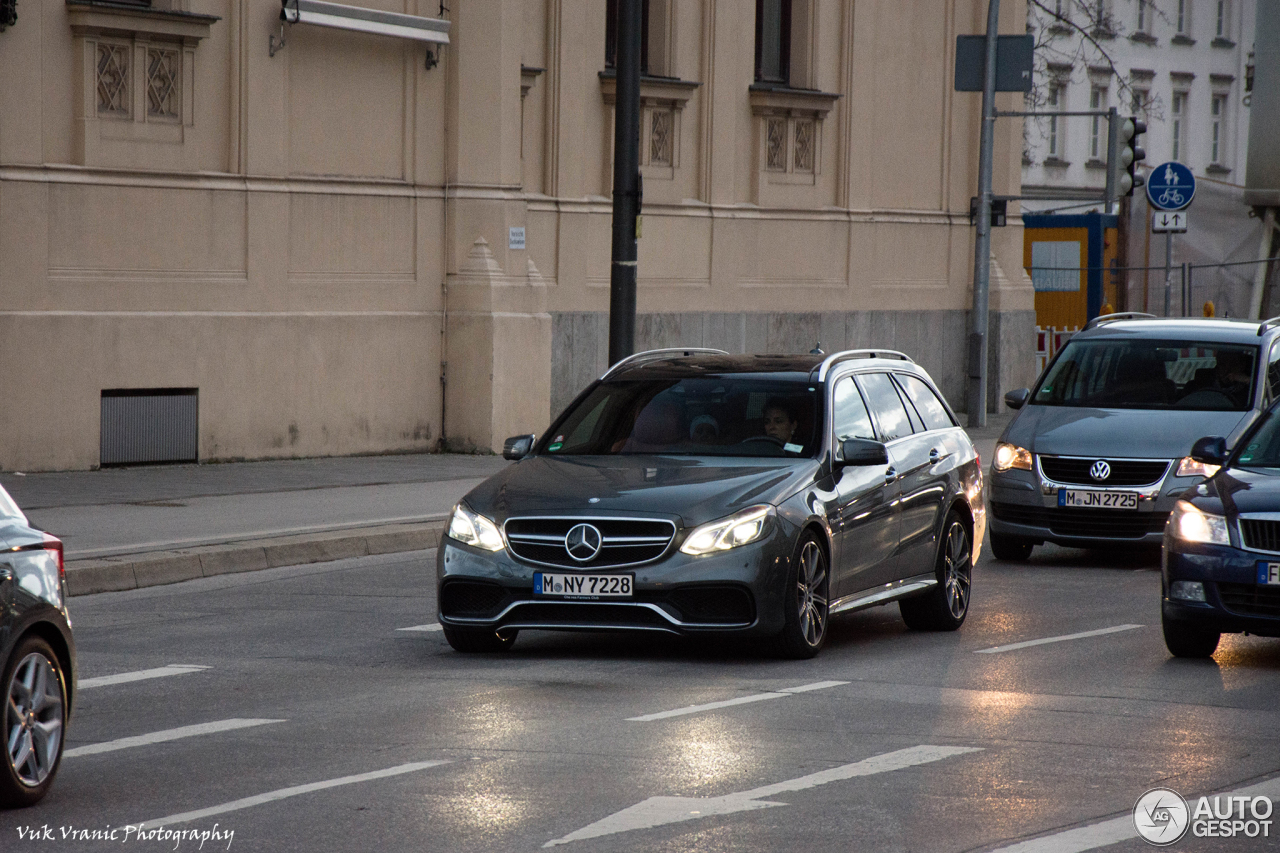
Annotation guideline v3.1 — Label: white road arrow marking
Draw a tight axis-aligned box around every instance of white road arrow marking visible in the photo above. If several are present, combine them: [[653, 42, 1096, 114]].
[[396, 623, 443, 632], [65, 718, 284, 758], [543, 744, 981, 847], [79, 665, 210, 689]]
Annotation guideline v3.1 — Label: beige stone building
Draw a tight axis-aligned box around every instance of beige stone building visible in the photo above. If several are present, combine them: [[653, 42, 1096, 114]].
[[0, 0, 1034, 471]]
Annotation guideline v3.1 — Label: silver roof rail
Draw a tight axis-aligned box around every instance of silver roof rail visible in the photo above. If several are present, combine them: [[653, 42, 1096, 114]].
[[816, 349, 914, 380], [599, 347, 730, 380], [1083, 311, 1157, 330], [1258, 316, 1280, 336]]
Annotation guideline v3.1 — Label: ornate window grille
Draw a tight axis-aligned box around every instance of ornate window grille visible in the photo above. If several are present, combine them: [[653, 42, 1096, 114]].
[[649, 109, 673, 166], [96, 44, 130, 116], [766, 118, 787, 171], [793, 119, 814, 172], [147, 48, 180, 119]]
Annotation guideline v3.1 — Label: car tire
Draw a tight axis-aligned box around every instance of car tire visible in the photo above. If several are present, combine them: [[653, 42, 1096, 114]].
[[989, 531, 1034, 561], [442, 626, 518, 653], [1161, 614, 1220, 659], [2, 636, 68, 809], [900, 511, 972, 632], [776, 532, 830, 659]]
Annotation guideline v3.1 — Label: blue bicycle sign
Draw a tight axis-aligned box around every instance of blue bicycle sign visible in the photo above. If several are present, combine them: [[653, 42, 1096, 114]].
[[1147, 162, 1196, 211]]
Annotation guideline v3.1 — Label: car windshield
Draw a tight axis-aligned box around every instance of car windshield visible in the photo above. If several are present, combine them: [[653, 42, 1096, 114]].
[[1032, 338, 1258, 411], [1235, 410, 1280, 469], [540, 377, 823, 457]]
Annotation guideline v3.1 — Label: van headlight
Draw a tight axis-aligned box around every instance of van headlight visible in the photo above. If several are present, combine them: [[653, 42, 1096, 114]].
[[681, 506, 773, 555], [447, 503, 505, 551], [1170, 500, 1230, 546], [993, 442, 1033, 472]]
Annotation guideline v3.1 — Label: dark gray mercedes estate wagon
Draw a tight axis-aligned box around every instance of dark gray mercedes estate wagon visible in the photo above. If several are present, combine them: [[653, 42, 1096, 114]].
[[436, 348, 985, 658]]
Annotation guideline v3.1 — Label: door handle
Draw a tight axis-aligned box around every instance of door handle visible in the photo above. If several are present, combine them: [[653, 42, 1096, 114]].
[[884, 466, 898, 483], [929, 447, 950, 462]]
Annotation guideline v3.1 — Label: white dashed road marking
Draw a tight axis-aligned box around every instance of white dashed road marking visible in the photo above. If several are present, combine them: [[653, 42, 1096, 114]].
[[396, 624, 443, 633], [984, 775, 1280, 853], [79, 665, 210, 689], [65, 719, 284, 758], [544, 745, 982, 846], [627, 681, 849, 722], [138, 760, 454, 827], [974, 625, 1144, 655]]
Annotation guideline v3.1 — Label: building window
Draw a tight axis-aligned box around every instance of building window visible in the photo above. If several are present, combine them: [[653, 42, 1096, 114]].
[[1131, 86, 1150, 119], [1171, 91, 1186, 160], [1047, 83, 1063, 157], [1176, 0, 1189, 35], [1136, 0, 1149, 32], [1089, 86, 1108, 159], [96, 43, 130, 116], [1216, 0, 1227, 37], [755, 0, 792, 85], [1211, 93, 1227, 163], [605, 0, 651, 74]]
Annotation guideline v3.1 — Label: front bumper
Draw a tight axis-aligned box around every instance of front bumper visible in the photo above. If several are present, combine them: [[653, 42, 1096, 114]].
[[435, 524, 795, 637], [1162, 538, 1280, 638], [988, 461, 1199, 546]]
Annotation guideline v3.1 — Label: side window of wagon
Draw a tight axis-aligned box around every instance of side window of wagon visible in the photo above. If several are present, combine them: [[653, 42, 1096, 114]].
[[832, 377, 876, 441], [857, 372, 914, 442]]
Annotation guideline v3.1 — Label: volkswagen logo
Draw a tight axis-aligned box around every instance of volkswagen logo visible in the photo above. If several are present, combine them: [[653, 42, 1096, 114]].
[[565, 523, 603, 563], [1090, 460, 1112, 481]]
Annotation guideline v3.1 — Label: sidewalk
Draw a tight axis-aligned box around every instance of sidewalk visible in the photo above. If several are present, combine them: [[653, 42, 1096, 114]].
[[0, 454, 509, 597], [1, 412, 1012, 598]]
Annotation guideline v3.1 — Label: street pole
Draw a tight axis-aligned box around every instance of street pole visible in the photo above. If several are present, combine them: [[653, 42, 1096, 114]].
[[966, 0, 1000, 428], [607, 0, 642, 366], [1163, 232, 1173, 316]]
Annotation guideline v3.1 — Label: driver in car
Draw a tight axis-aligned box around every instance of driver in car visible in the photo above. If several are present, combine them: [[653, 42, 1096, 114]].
[[763, 399, 799, 445]]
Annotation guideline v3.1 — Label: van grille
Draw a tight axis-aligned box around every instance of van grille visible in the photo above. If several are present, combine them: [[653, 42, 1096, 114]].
[[1038, 456, 1170, 487]]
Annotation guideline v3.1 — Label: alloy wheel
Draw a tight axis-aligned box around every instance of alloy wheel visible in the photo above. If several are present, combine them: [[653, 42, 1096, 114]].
[[943, 521, 972, 620], [796, 540, 828, 646], [6, 651, 64, 788]]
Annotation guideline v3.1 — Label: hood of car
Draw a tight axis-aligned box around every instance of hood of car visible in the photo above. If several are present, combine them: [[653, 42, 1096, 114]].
[[462, 455, 821, 527], [1004, 405, 1254, 459], [1202, 467, 1280, 516]]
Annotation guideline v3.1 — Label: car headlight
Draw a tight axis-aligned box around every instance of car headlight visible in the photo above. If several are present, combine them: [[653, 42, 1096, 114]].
[[1176, 456, 1220, 479], [1170, 500, 1230, 546], [446, 503, 505, 551], [680, 506, 773, 556], [993, 442, 1033, 472]]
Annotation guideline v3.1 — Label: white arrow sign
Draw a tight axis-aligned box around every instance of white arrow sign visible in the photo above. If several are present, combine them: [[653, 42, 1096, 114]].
[[543, 745, 981, 847], [1152, 211, 1189, 233]]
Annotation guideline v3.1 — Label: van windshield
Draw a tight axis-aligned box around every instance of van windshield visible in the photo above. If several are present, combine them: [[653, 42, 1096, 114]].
[[540, 377, 822, 457], [1032, 339, 1258, 411]]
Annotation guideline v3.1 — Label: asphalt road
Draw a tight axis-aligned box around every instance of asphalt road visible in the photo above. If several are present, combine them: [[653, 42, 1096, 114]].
[[7, 544, 1279, 852]]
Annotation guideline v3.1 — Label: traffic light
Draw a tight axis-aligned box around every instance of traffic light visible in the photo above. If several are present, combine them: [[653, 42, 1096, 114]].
[[1120, 116, 1146, 196]]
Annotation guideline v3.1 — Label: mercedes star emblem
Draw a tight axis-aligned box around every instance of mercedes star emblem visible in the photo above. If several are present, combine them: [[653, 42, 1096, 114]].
[[565, 523, 603, 562], [1090, 460, 1112, 481]]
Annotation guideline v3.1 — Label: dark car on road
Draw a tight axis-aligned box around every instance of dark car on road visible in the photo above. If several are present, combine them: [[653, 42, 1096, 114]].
[[436, 348, 986, 658], [1162, 411, 1280, 657], [989, 315, 1280, 558], [1, 483, 75, 808]]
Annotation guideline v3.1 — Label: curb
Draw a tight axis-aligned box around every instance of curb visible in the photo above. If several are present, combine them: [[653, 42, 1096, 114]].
[[66, 521, 446, 596]]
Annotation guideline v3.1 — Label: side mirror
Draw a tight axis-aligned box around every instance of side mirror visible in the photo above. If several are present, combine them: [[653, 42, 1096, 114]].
[[1004, 388, 1031, 410], [1189, 435, 1227, 466], [502, 434, 535, 460], [837, 438, 889, 467]]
